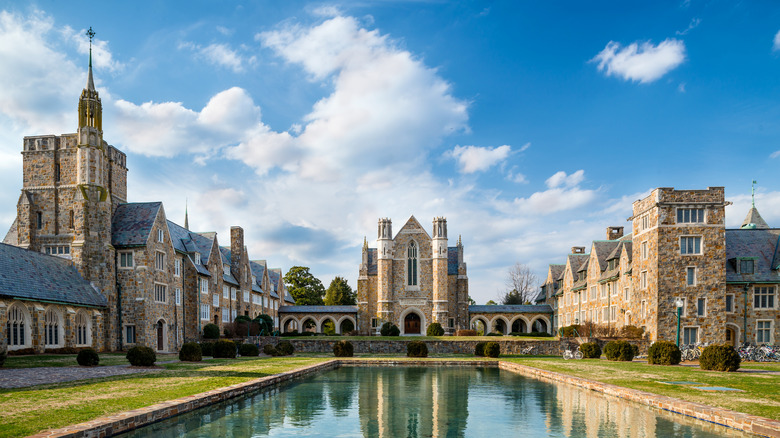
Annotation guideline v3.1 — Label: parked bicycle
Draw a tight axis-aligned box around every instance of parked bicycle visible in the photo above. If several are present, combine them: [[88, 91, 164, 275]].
[[520, 345, 536, 355], [563, 345, 583, 360]]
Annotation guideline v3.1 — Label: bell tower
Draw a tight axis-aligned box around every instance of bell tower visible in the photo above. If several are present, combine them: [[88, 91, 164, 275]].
[[432, 217, 448, 328], [76, 27, 105, 188], [376, 218, 394, 331]]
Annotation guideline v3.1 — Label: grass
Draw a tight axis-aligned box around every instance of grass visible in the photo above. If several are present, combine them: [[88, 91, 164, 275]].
[[281, 335, 557, 341], [2, 353, 179, 368], [504, 357, 780, 421], [0, 356, 328, 438]]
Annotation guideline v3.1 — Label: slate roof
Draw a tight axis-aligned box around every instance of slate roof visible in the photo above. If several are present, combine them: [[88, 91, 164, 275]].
[[279, 305, 358, 313], [0, 243, 107, 307], [725, 228, 780, 283], [3, 217, 18, 245], [268, 269, 283, 300], [592, 241, 620, 271], [562, 254, 588, 280], [166, 220, 212, 276], [248, 260, 266, 293], [366, 249, 377, 275], [112, 202, 161, 247], [468, 305, 553, 313], [548, 264, 565, 282]]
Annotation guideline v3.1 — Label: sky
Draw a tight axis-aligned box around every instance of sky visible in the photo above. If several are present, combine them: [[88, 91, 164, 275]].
[[1, 1, 779, 304]]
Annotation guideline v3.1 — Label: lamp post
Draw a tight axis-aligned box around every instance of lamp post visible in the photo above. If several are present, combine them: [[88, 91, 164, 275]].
[[675, 298, 684, 346]]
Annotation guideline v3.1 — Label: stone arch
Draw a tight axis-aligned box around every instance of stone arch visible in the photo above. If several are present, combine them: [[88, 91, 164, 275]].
[[725, 323, 740, 346], [7, 302, 31, 350], [530, 316, 551, 334], [337, 315, 356, 335], [624, 311, 632, 326], [155, 318, 168, 352], [509, 315, 531, 334], [469, 316, 490, 334], [301, 317, 317, 333], [398, 307, 426, 335], [44, 306, 63, 348], [490, 315, 510, 335], [280, 316, 299, 333], [318, 316, 337, 334], [75, 310, 92, 347]]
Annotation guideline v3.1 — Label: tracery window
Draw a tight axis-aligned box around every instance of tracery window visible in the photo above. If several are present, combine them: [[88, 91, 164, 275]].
[[7, 304, 28, 347], [407, 241, 418, 286], [44, 308, 61, 347], [75, 311, 90, 346]]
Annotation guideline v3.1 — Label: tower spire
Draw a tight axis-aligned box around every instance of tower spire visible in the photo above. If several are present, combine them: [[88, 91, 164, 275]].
[[184, 199, 189, 230], [752, 180, 757, 208], [86, 27, 96, 91]]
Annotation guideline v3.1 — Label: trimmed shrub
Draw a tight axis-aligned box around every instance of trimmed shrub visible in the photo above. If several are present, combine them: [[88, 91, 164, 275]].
[[484, 342, 500, 358], [648, 341, 681, 365], [621, 325, 645, 339], [426, 322, 445, 336], [486, 332, 503, 337], [281, 330, 299, 337], [559, 325, 582, 338], [455, 329, 478, 336], [263, 344, 279, 356], [179, 342, 202, 362], [333, 340, 354, 357], [212, 340, 237, 359], [603, 340, 637, 362], [579, 342, 602, 359], [77, 348, 100, 366], [700, 344, 741, 372], [223, 326, 233, 338], [407, 341, 428, 358], [203, 323, 220, 340], [380, 322, 400, 337], [8, 348, 36, 356], [239, 343, 260, 357], [474, 342, 487, 357], [126, 346, 156, 366], [200, 342, 214, 357], [276, 341, 295, 356]]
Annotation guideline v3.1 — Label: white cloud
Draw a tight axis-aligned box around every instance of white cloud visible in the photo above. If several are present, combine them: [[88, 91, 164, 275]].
[[771, 150, 780, 159], [519, 142, 531, 152], [774, 30, 780, 51], [64, 26, 124, 73], [592, 38, 686, 83], [546, 170, 585, 188], [180, 42, 255, 73], [448, 144, 511, 173], [676, 18, 700, 36]]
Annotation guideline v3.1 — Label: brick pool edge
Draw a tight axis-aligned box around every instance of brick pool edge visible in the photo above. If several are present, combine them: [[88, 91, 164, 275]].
[[28, 358, 780, 438]]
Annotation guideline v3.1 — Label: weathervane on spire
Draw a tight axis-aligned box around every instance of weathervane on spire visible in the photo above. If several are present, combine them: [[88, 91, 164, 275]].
[[752, 180, 757, 208], [86, 27, 95, 67]]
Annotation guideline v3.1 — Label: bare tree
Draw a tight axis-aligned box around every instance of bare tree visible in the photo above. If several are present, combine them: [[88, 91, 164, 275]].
[[502, 263, 539, 304]]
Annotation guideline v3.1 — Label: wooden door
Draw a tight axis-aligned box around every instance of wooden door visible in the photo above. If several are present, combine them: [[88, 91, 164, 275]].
[[405, 313, 421, 334], [157, 321, 164, 351]]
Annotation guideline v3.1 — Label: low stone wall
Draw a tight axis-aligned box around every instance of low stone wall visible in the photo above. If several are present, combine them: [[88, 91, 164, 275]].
[[256, 337, 649, 356]]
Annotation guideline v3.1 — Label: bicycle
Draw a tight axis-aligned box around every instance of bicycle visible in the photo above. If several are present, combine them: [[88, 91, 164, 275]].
[[520, 345, 536, 355], [563, 346, 583, 360]]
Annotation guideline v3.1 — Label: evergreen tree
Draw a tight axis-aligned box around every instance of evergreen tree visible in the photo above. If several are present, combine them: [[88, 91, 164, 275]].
[[283, 266, 325, 305], [324, 276, 356, 305]]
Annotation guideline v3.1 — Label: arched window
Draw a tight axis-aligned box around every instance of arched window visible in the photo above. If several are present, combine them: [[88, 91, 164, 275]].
[[7, 304, 28, 348], [45, 308, 61, 347], [75, 311, 90, 346], [407, 241, 418, 286]]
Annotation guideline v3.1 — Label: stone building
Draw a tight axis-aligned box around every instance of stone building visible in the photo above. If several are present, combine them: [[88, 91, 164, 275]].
[[542, 186, 778, 345], [1, 51, 292, 353]]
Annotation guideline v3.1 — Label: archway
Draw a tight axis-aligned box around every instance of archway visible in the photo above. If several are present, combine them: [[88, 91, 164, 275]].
[[491, 317, 508, 335], [511, 318, 527, 334], [531, 317, 549, 334], [321, 317, 336, 335], [470, 317, 489, 335], [404, 313, 421, 335], [302, 318, 317, 333], [338, 317, 355, 335], [725, 323, 740, 346], [281, 317, 299, 334]]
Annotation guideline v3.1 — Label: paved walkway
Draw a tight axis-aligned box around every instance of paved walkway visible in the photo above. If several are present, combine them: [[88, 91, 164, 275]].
[[0, 365, 166, 389]]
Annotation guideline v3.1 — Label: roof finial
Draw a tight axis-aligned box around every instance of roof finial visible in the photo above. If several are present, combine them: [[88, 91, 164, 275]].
[[184, 198, 189, 230], [85, 27, 96, 91], [752, 180, 757, 208]]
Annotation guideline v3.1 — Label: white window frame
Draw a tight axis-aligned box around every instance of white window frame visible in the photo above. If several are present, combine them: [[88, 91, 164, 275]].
[[677, 208, 705, 224], [696, 297, 706, 317], [753, 286, 776, 309], [223, 265, 231, 276], [624, 287, 630, 302], [119, 251, 134, 269], [200, 304, 210, 321], [641, 241, 648, 260], [680, 236, 703, 255], [222, 309, 230, 323], [682, 326, 699, 344], [590, 286, 596, 301], [756, 320, 773, 344], [200, 277, 208, 294], [125, 324, 136, 344], [155, 251, 166, 271], [640, 300, 647, 318], [243, 290, 250, 303], [600, 284, 607, 299], [640, 271, 648, 290], [194, 252, 201, 265], [157, 228, 164, 242], [223, 285, 229, 299], [610, 282, 618, 297], [641, 214, 649, 231], [154, 283, 167, 303], [231, 287, 237, 300], [725, 294, 735, 313], [686, 266, 696, 286], [572, 291, 578, 304], [213, 294, 219, 307], [175, 288, 182, 306], [174, 258, 181, 277], [610, 305, 617, 322], [602, 307, 609, 322]]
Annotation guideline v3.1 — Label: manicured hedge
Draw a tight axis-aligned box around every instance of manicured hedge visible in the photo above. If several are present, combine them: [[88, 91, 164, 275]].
[[579, 342, 601, 359], [604, 340, 638, 361], [203, 323, 220, 339], [200, 342, 214, 357], [263, 344, 279, 356], [486, 332, 503, 337], [333, 340, 354, 357], [484, 342, 500, 358], [77, 348, 100, 366], [276, 341, 295, 356], [455, 329, 477, 336], [700, 344, 740, 372], [126, 346, 156, 366], [238, 343, 260, 357], [647, 341, 681, 365], [426, 322, 445, 336], [474, 341, 487, 357], [212, 340, 237, 359], [179, 342, 202, 362], [380, 322, 400, 336], [407, 341, 428, 358]]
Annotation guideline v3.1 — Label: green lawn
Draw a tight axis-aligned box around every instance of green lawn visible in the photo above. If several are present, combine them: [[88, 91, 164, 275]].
[[504, 357, 780, 421], [1, 353, 179, 368], [0, 356, 328, 438]]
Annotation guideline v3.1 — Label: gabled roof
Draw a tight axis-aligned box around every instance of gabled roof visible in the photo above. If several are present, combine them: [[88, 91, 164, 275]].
[[166, 220, 213, 275], [591, 241, 620, 271], [268, 269, 283, 299], [741, 207, 770, 229], [248, 260, 266, 293], [111, 202, 162, 247], [396, 215, 431, 240], [547, 264, 565, 282], [0, 243, 107, 307], [576, 258, 589, 273], [3, 217, 18, 245], [725, 228, 780, 283]]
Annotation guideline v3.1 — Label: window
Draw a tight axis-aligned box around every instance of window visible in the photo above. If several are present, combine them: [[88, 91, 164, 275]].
[[222, 309, 230, 323], [223, 265, 231, 276], [590, 286, 597, 301], [155, 251, 165, 271], [600, 284, 607, 298], [739, 259, 755, 274], [683, 327, 699, 344], [252, 275, 257, 284], [572, 291, 578, 304], [754, 286, 776, 309], [200, 304, 210, 320], [119, 251, 133, 268], [641, 214, 649, 231], [676, 297, 688, 316], [757, 321, 772, 343], [175, 288, 182, 306], [213, 294, 219, 307], [44, 245, 71, 258], [640, 271, 648, 289], [448, 318, 455, 328], [54, 163, 61, 182], [252, 294, 260, 305], [231, 287, 237, 300], [194, 252, 201, 265], [174, 259, 181, 277], [686, 267, 696, 286], [641, 241, 648, 260], [69, 210, 74, 228], [611, 283, 618, 296], [157, 229, 164, 242], [640, 300, 647, 318], [125, 325, 136, 344], [677, 208, 705, 223], [36, 212, 42, 230], [44, 309, 60, 347], [624, 287, 630, 302], [725, 294, 734, 313], [154, 284, 167, 303], [407, 241, 418, 286], [243, 290, 249, 302], [610, 305, 616, 322], [75, 312, 89, 346], [223, 285, 229, 299], [602, 307, 609, 322], [371, 318, 378, 329], [697, 298, 706, 317], [232, 309, 237, 320], [680, 236, 702, 255], [199, 277, 208, 294]]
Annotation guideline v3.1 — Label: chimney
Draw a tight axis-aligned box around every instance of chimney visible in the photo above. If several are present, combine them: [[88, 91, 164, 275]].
[[571, 246, 585, 254], [230, 226, 244, 282], [607, 226, 624, 240]]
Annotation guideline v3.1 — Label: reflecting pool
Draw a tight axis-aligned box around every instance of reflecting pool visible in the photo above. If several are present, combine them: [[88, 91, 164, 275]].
[[118, 366, 750, 437]]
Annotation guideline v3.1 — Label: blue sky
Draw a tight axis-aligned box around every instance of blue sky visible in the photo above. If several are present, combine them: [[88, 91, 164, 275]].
[[1, 1, 779, 304]]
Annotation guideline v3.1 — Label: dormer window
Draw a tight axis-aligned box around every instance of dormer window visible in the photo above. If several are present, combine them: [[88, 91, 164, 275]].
[[608, 259, 616, 270], [223, 265, 231, 276], [252, 275, 257, 284], [739, 258, 755, 274], [194, 253, 201, 265]]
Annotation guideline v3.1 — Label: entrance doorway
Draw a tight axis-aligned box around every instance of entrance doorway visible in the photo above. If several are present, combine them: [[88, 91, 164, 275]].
[[156, 320, 164, 351], [404, 313, 421, 334], [725, 327, 736, 346]]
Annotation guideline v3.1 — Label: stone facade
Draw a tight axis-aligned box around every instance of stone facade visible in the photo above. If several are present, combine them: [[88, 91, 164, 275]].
[[543, 186, 779, 345]]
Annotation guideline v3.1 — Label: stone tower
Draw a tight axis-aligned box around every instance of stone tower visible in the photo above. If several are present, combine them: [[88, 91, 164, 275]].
[[431, 217, 448, 325], [631, 187, 727, 343], [376, 218, 394, 327]]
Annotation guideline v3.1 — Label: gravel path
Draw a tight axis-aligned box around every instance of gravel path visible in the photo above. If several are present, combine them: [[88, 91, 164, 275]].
[[0, 365, 166, 389]]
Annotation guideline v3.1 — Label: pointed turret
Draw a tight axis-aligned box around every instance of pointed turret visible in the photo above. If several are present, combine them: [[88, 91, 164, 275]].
[[86, 28, 96, 92], [184, 200, 189, 230], [741, 180, 770, 229]]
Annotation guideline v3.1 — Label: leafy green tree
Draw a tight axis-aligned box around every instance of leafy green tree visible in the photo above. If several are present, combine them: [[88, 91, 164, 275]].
[[486, 300, 497, 305], [468, 296, 476, 305], [324, 276, 356, 305], [502, 289, 524, 305], [284, 266, 325, 305]]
